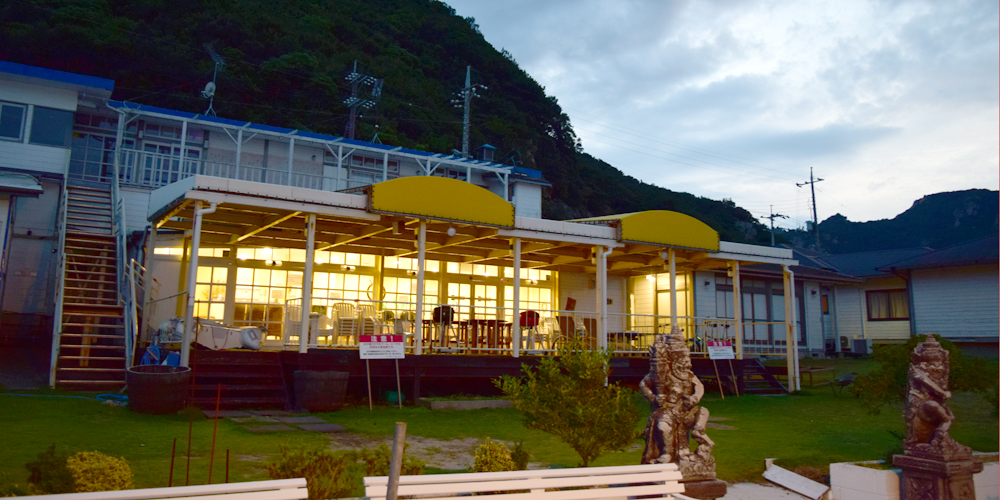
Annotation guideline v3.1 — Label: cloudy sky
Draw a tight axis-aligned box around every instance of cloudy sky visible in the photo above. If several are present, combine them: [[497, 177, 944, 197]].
[[445, 0, 999, 228]]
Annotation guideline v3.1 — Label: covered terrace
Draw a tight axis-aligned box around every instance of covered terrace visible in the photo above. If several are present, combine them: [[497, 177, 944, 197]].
[[142, 175, 805, 390]]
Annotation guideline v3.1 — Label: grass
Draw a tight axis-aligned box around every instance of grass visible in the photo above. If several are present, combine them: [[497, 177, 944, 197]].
[[0, 357, 996, 490]]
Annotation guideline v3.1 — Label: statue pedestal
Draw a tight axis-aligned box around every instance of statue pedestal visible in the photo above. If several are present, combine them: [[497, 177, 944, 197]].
[[893, 454, 983, 500], [680, 479, 727, 500]]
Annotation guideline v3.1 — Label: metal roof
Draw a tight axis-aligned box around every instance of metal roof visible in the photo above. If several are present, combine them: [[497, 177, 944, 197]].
[[0, 60, 114, 94], [878, 234, 999, 271]]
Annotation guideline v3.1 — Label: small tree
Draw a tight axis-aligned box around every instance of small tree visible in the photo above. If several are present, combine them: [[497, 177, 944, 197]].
[[853, 334, 998, 415], [495, 339, 640, 466]]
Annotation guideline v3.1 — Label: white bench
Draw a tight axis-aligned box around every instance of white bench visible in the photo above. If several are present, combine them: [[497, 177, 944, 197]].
[[365, 463, 695, 500], [21, 478, 308, 500]]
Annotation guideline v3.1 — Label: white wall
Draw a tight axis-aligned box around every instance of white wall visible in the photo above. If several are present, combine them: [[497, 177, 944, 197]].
[[693, 271, 716, 318], [0, 141, 70, 176], [911, 265, 999, 340], [834, 286, 864, 342], [512, 183, 542, 218], [0, 79, 78, 111], [559, 272, 596, 313], [121, 186, 151, 234]]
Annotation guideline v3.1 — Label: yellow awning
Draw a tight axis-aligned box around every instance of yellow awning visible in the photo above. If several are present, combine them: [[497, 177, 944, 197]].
[[573, 210, 719, 251], [369, 176, 514, 227]]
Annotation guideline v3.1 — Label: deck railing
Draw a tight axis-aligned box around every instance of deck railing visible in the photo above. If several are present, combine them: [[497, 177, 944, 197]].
[[279, 298, 788, 358]]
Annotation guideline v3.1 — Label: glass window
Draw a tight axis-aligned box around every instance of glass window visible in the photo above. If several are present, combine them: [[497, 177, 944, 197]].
[[0, 102, 26, 141], [30, 107, 73, 147], [866, 289, 909, 321]]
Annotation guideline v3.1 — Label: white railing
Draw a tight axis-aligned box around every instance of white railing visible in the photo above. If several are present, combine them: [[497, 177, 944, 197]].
[[125, 259, 146, 366], [116, 149, 374, 192], [48, 179, 70, 388]]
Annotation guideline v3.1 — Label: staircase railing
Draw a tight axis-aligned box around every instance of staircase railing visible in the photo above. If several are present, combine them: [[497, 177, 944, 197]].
[[126, 259, 146, 365], [48, 175, 70, 388], [111, 115, 134, 371]]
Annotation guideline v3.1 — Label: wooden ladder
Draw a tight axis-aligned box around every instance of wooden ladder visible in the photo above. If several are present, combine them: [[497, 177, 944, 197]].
[[54, 184, 127, 390]]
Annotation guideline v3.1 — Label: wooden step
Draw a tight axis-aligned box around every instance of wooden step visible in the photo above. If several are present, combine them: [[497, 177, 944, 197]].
[[59, 345, 125, 351], [191, 384, 285, 392], [66, 255, 117, 262], [62, 323, 124, 329], [57, 367, 126, 373], [61, 333, 124, 340]]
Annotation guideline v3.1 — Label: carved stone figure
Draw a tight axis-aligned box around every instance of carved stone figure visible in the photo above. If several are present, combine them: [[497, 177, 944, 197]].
[[640, 326, 716, 481], [893, 336, 982, 500], [902, 336, 972, 461]]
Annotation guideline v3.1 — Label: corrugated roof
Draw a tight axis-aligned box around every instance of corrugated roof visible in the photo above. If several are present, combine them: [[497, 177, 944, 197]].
[[0, 60, 114, 92], [878, 234, 999, 271], [819, 247, 934, 277]]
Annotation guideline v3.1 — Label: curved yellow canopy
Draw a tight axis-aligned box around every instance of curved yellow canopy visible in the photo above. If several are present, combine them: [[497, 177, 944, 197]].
[[369, 176, 514, 227], [575, 210, 719, 251]]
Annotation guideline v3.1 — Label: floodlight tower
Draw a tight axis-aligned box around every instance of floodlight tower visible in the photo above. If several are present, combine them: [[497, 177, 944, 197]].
[[450, 66, 487, 158], [201, 44, 225, 117], [343, 60, 383, 140]]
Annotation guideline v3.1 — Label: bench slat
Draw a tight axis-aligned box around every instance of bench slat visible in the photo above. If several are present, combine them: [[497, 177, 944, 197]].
[[368, 471, 682, 497], [21, 478, 308, 500], [370, 483, 683, 500], [364, 463, 680, 486], [178, 488, 308, 500]]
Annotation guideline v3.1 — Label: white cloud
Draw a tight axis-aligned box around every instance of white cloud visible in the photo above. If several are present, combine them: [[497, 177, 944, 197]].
[[446, 0, 999, 225]]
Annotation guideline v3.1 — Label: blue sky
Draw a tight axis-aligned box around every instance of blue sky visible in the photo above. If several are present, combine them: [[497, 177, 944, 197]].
[[446, 0, 999, 228]]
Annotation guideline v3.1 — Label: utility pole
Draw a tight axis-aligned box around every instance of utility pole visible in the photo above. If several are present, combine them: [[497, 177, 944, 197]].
[[797, 167, 824, 250], [342, 61, 383, 140], [451, 66, 487, 158], [760, 205, 788, 247]]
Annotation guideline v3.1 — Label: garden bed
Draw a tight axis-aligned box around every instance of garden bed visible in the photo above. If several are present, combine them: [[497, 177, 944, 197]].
[[417, 398, 512, 410]]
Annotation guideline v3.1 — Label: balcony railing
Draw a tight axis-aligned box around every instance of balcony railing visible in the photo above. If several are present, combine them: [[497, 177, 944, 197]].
[[280, 298, 791, 357]]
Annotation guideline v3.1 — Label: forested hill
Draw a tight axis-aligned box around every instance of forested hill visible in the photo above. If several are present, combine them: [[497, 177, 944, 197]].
[[0, 0, 770, 244], [781, 189, 999, 253]]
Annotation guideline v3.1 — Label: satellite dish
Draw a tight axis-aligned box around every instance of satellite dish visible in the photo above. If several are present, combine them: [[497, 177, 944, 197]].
[[201, 81, 216, 99]]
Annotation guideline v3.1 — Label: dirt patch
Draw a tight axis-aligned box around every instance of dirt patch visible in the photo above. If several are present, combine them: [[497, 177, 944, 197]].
[[326, 433, 485, 470]]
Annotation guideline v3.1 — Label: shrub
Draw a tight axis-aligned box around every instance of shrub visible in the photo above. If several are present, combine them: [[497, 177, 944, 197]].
[[24, 445, 74, 494], [852, 334, 999, 414], [495, 339, 640, 466], [510, 442, 530, 470], [267, 446, 358, 500], [66, 451, 133, 492], [267, 443, 424, 500], [474, 438, 516, 472]]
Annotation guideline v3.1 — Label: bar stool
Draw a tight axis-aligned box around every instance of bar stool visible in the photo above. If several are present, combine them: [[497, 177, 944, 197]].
[[519, 310, 540, 349]]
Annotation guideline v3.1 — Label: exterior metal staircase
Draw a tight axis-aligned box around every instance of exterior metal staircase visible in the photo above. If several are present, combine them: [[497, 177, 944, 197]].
[[51, 184, 128, 390], [740, 358, 788, 394]]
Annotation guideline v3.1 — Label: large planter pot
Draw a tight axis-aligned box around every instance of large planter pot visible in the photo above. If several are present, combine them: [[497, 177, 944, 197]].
[[294, 371, 349, 412], [126, 365, 191, 414]]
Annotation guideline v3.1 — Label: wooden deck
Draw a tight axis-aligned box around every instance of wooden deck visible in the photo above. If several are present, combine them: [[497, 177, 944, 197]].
[[187, 347, 786, 410]]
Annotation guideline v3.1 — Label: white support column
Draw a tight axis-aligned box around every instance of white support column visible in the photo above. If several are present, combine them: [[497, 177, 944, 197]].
[[235, 129, 243, 172], [596, 246, 611, 349], [336, 145, 343, 191], [383, 152, 389, 182], [140, 225, 158, 345], [179, 121, 188, 176], [415, 220, 426, 355], [512, 238, 521, 358], [180, 201, 217, 367], [287, 138, 295, 185], [299, 214, 316, 354], [731, 261, 743, 359], [784, 265, 800, 391], [669, 248, 677, 332]]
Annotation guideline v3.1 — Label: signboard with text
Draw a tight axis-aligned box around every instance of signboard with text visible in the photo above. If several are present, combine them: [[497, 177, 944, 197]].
[[707, 340, 735, 360], [359, 334, 405, 359]]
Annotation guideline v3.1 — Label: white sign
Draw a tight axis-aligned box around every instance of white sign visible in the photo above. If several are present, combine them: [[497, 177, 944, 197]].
[[707, 340, 735, 360], [359, 334, 405, 359]]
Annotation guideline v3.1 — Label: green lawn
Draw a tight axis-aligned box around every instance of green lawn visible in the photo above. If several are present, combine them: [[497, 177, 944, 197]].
[[0, 358, 996, 490]]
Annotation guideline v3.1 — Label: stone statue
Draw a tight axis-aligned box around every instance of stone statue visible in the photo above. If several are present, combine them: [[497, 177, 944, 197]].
[[640, 326, 716, 481], [893, 335, 982, 500], [902, 335, 972, 461]]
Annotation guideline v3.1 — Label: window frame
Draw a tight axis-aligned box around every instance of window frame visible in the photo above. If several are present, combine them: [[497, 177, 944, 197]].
[[865, 289, 910, 321], [0, 101, 27, 142]]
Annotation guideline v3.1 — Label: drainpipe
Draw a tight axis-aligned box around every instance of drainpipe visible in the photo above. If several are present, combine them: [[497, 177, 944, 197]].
[[668, 249, 677, 332], [180, 201, 217, 367], [414, 220, 426, 355]]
